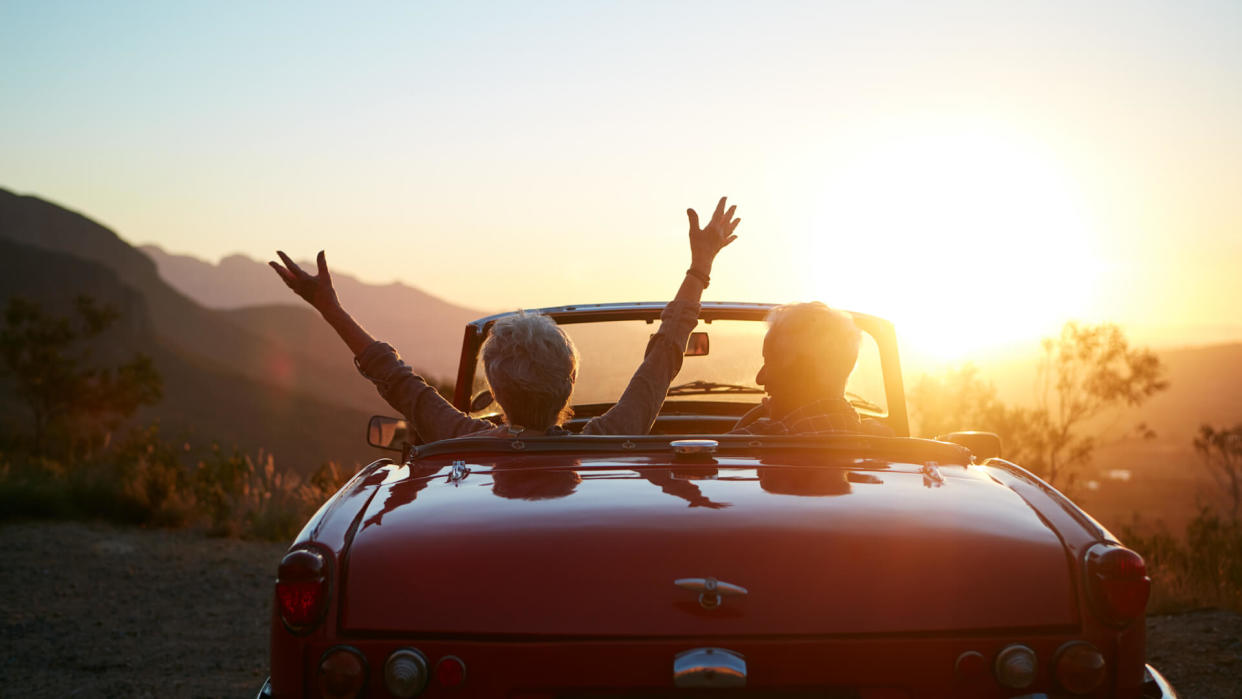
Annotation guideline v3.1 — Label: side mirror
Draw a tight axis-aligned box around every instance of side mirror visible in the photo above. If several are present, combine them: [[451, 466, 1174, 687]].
[[367, 415, 410, 452], [937, 431, 1003, 461], [470, 390, 495, 413]]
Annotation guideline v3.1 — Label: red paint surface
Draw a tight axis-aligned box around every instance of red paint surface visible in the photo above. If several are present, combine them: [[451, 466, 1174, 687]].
[[266, 454, 1152, 698]]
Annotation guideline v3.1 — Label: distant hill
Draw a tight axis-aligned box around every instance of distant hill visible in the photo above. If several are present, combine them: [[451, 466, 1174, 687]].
[[0, 188, 389, 415], [140, 245, 485, 380], [1125, 342, 1242, 443], [1076, 343, 1242, 530], [0, 237, 373, 470]]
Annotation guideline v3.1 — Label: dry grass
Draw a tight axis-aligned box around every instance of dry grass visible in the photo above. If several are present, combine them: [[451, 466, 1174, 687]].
[[0, 424, 352, 541]]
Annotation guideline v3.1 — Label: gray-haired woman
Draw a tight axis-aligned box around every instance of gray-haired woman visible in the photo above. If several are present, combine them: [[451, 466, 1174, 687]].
[[270, 197, 739, 439]]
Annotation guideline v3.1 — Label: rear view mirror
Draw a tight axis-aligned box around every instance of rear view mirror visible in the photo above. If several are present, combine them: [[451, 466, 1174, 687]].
[[684, 331, 710, 357], [367, 415, 410, 452], [653, 331, 710, 357], [650, 332, 710, 355], [937, 431, 1002, 461]]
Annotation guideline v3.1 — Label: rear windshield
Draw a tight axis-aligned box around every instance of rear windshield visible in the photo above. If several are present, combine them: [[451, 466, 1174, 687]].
[[471, 316, 887, 417]]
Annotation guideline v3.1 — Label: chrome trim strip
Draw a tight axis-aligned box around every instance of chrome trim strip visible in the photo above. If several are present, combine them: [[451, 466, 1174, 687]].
[[1144, 664, 1179, 698]]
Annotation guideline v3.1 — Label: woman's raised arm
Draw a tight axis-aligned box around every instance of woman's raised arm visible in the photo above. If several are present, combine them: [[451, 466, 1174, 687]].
[[269, 250, 376, 357], [583, 196, 740, 435]]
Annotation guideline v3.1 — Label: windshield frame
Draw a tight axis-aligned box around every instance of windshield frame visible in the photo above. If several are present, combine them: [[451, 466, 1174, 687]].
[[451, 301, 909, 437]]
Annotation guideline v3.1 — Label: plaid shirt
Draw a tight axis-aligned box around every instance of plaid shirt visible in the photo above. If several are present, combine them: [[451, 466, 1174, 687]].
[[730, 398, 862, 436]]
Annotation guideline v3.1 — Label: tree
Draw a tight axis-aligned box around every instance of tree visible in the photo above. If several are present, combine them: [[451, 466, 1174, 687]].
[[909, 322, 1167, 492], [1195, 424, 1242, 520], [0, 295, 163, 455], [909, 363, 1044, 466], [1033, 322, 1166, 489]]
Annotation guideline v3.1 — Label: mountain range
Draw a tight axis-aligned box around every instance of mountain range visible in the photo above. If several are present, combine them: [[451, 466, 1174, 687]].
[[0, 188, 478, 470], [138, 245, 484, 381]]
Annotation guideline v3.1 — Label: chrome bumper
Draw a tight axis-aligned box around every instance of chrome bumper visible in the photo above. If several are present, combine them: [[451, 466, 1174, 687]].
[[1143, 664, 1179, 698], [254, 667, 1176, 698]]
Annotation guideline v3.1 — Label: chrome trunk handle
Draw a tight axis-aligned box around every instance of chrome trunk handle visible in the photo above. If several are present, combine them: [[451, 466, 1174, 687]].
[[673, 647, 747, 688], [674, 577, 748, 610]]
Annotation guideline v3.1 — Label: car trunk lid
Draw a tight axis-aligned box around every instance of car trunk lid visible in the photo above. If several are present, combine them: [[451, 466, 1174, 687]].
[[341, 458, 1077, 636]]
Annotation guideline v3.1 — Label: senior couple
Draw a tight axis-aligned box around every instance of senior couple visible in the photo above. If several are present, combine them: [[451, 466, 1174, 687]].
[[270, 197, 869, 440]]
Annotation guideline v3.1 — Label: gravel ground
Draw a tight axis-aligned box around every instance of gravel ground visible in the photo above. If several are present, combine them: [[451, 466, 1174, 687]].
[[1, 521, 285, 698], [1, 521, 1239, 698], [1147, 609, 1242, 697]]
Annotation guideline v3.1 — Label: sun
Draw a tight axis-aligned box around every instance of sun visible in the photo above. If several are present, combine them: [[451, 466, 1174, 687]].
[[800, 121, 1101, 364]]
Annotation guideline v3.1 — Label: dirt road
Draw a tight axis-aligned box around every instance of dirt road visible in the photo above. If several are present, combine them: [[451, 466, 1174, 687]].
[[1, 521, 1238, 697]]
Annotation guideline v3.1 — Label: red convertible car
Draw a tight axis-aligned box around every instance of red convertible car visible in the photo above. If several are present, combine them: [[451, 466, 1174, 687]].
[[259, 302, 1178, 698]]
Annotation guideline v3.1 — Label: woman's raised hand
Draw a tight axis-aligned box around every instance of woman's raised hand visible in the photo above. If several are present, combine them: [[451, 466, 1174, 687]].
[[686, 196, 740, 275], [269, 250, 339, 313]]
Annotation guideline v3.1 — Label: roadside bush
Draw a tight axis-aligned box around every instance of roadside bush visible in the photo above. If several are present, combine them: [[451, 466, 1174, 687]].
[[0, 454, 76, 519], [68, 424, 194, 526], [242, 453, 316, 541], [0, 425, 353, 541], [193, 446, 352, 540], [1123, 507, 1242, 613]]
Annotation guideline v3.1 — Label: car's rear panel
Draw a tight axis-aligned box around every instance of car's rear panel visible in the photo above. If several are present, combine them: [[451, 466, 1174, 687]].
[[269, 452, 1150, 697]]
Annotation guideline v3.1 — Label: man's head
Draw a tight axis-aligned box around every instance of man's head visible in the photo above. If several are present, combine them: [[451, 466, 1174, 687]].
[[756, 302, 861, 416], [482, 311, 580, 430]]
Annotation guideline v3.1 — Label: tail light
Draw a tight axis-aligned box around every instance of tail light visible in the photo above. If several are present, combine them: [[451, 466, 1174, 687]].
[[954, 650, 988, 689], [1054, 641, 1107, 694], [276, 548, 329, 634], [318, 645, 367, 699], [436, 655, 467, 689], [994, 644, 1038, 689], [1084, 543, 1150, 626], [384, 648, 429, 697]]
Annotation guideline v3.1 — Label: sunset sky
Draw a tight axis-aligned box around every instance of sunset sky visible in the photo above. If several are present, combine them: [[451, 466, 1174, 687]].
[[3, 1, 1239, 364]]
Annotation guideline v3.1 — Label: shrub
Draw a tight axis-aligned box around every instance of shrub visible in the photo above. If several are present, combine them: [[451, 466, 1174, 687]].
[[0, 454, 75, 519], [192, 446, 352, 540], [0, 424, 352, 541], [1122, 507, 1242, 613]]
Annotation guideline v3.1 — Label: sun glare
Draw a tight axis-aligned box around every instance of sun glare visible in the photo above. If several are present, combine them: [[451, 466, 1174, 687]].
[[802, 123, 1100, 364]]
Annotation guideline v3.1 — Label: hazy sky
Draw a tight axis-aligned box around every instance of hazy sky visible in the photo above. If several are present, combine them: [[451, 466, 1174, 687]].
[[3, 1, 1240, 362]]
